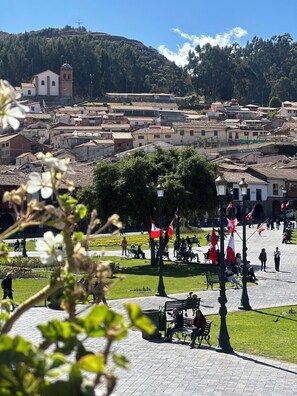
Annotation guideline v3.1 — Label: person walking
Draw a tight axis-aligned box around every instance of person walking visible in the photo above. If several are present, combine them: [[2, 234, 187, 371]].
[[1, 272, 15, 311], [273, 247, 281, 272], [259, 248, 267, 271], [121, 236, 128, 256]]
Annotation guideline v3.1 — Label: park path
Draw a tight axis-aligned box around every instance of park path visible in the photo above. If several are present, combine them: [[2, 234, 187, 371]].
[[9, 226, 297, 395]]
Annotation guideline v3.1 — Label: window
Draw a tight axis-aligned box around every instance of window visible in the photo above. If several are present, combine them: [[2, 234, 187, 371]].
[[190, 130, 194, 136], [52, 81, 55, 86], [180, 130, 184, 136], [252, 132, 258, 136], [244, 131, 249, 136], [68, 73, 71, 79], [28, 90, 31, 95], [233, 188, 239, 200], [214, 130, 218, 137], [154, 134, 160, 139], [235, 132, 239, 139], [41, 80, 45, 86], [165, 134, 171, 138], [273, 183, 278, 195], [139, 143, 142, 147], [228, 132, 232, 139], [256, 189, 262, 201], [201, 130, 205, 136], [30, 106, 35, 111], [138, 136, 144, 140], [63, 74, 66, 79], [247, 189, 251, 201]]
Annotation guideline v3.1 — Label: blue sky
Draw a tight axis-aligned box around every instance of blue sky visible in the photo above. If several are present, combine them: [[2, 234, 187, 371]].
[[2, 0, 297, 66]]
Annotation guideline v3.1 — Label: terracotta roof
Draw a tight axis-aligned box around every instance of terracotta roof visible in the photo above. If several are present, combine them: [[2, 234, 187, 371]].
[[223, 171, 267, 184], [248, 164, 297, 181]]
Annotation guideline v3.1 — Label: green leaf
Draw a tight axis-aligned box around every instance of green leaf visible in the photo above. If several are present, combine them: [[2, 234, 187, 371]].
[[75, 204, 87, 220], [78, 354, 105, 374], [38, 319, 83, 343], [74, 231, 84, 241], [124, 303, 155, 334], [112, 353, 130, 369]]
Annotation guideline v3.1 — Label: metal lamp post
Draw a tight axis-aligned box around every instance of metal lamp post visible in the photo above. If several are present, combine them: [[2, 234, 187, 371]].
[[89, 73, 94, 100], [281, 185, 287, 233], [215, 175, 233, 354], [156, 184, 166, 297], [238, 178, 252, 311]]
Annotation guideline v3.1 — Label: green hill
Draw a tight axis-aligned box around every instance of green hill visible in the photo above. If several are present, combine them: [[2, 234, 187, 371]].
[[0, 26, 192, 98]]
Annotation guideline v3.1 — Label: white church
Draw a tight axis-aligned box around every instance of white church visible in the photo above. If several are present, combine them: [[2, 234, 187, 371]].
[[17, 63, 73, 99]]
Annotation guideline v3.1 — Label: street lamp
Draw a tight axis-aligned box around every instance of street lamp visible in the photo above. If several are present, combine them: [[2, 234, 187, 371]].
[[281, 185, 287, 233], [215, 175, 233, 353], [89, 74, 94, 100], [156, 184, 166, 297], [238, 178, 252, 311]]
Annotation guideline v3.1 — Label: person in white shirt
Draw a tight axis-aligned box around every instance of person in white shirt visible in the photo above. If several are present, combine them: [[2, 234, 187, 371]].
[[274, 247, 281, 272]]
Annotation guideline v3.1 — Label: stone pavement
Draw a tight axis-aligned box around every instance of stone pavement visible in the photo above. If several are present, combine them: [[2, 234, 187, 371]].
[[8, 226, 297, 395]]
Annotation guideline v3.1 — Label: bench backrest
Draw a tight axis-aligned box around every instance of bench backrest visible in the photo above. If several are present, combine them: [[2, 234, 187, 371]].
[[164, 300, 184, 312], [164, 298, 201, 313], [203, 320, 212, 335]]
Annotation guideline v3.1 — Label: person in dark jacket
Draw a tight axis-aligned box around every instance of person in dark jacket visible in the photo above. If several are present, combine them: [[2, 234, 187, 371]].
[[189, 309, 206, 348], [2, 272, 13, 300], [259, 248, 267, 271]]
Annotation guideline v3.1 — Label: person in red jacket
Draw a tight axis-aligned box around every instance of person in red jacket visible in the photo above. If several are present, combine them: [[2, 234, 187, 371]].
[[189, 309, 206, 348]]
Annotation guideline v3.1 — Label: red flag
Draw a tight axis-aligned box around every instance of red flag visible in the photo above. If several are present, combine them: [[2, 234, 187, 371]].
[[245, 206, 255, 221], [167, 219, 174, 238], [226, 217, 239, 233], [150, 220, 161, 239], [226, 201, 233, 211], [225, 234, 235, 265], [209, 227, 218, 264], [286, 201, 290, 208], [281, 202, 284, 211]]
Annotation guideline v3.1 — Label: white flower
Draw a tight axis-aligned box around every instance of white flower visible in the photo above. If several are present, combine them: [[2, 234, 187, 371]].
[[27, 172, 53, 199], [36, 152, 73, 173], [0, 105, 25, 130], [35, 231, 64, 265], [0, 80, 29, 130]]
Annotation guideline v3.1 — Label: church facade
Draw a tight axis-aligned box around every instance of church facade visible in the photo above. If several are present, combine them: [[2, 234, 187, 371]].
[[19, 63, 73, 99]]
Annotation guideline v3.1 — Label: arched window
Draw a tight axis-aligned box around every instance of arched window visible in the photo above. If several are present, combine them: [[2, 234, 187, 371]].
[[68, 73, 71, 79], [63, 73, 66, 79], [41, 80, 45, 85], [52, 81, 55, 86], [28, 90, 31, 95]]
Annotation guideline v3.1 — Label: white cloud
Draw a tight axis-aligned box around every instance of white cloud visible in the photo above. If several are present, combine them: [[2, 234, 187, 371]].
[[158, 27, 248, 67]]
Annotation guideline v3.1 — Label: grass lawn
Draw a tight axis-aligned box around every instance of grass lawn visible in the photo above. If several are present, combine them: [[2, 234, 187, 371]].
[[5, 230, 209, 252], [206, 306, 297, 364], [104, 257, 216, 299]]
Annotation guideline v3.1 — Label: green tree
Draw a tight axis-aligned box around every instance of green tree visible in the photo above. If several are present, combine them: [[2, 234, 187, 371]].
[[269, 96, 281, 107], [78, 148, 218, 227]]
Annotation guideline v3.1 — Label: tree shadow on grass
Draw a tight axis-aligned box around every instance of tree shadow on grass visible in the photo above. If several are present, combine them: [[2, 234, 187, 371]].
[[253, 309, 297, 323], [120, 262, 217, 278]]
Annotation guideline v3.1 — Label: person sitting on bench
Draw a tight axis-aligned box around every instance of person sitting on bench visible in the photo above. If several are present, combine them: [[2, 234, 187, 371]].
[[189, 309, 206, 348], [164, 308, 184, 342], [136, 245, 145, 259]]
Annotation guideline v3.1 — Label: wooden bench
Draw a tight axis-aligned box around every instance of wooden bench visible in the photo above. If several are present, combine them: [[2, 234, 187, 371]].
[[206, 273, 220, 289], [174, 317, 213, 347], [163, 298, 201, 330]]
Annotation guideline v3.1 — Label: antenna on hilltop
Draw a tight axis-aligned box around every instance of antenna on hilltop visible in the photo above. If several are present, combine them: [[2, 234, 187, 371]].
[[76, 19, 82, 29]]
